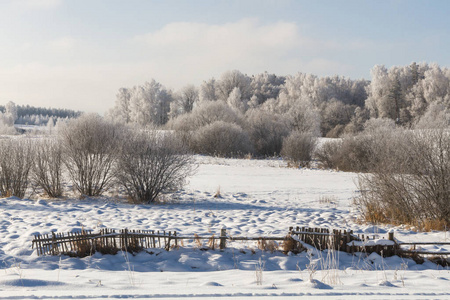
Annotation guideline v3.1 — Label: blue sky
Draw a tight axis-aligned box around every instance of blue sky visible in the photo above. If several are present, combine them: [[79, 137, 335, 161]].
[[0, 0, 449, 113]]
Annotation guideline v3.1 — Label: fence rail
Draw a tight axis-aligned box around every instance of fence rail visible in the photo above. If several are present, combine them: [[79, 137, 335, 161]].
[[31, 227, 449, 260]]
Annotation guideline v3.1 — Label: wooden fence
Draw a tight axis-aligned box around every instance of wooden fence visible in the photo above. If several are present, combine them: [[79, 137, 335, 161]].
[[32, 227, 449, 260], [32, 228, 179, 257], [289, 226, 399, 257]]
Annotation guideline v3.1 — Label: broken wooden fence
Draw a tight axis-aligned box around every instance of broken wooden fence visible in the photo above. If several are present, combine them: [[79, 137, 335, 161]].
[[32, 226, 449, 259], [289, 226, 399, 257], [32, 228, 179, 257]]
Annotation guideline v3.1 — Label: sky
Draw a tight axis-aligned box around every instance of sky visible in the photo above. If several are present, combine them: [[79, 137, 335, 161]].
[[0, 0, 449, 113]]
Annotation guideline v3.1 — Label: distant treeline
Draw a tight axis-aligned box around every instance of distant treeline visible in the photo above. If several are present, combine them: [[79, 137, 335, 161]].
[[0, 104, 82, 125]]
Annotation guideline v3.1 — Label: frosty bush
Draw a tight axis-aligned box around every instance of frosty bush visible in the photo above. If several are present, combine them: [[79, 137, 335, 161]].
[[0, 139, 33, 198], [193, 121, 252, 157], [189, 100, 243, 128], [245, 109, 289, 156], [31, 139, 64, 198], [315, 139, 343, 170], [357, 128, 450, 229], [59, 114, 124, 197], [281, 131, 317, 167], [116, 131, 195, 204], [316, 124, 398, 172], [315, 136, 374, 172]]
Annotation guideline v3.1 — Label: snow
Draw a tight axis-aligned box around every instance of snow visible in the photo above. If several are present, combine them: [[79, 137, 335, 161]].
[[0, 155, 449, 299]]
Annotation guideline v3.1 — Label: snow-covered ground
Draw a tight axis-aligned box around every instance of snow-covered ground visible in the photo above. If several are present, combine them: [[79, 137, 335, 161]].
[[1, 156, 449, 299]]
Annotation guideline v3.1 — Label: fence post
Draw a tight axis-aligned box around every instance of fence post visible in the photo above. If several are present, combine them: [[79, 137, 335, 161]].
[[220, 228, 227, 250], [388, 231, 394, 241], [124, 228, 128, 251], [52, 232, 57, 255], [388, 231, 396, 255]]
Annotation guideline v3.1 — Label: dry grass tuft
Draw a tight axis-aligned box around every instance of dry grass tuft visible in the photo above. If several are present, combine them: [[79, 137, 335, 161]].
[[257, 239, 278, 253], [194, 234, 202, 248], [282, 235, 305, 254]]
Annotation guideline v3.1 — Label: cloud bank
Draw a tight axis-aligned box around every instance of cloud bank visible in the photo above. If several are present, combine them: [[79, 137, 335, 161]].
[[1, 18, 367, 113]]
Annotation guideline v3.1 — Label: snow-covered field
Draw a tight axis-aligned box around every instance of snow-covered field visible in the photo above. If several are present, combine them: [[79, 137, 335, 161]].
[[1, 156, 449, 299]]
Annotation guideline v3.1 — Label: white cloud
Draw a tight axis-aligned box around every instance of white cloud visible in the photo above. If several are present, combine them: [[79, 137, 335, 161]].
[[0, 19, 366, 113], [129, 18, 357, 85], [132, 19, 301, 69]]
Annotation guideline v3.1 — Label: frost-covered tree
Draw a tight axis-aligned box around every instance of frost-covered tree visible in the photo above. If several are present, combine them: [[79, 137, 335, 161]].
[[216, 70, 252, 102], [415, 102, 450, 129], [170, 84, 199, 119], [321, 99, 355, 137], [250, 72, 285, 105], [199, 78, 217, 102], [108, 88, 131, 124], [227, 87, 247, 113], [126, 80, 173, 126]]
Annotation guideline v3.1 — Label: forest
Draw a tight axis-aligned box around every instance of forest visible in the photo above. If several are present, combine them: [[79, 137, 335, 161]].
[[106, 63, 449, 156]]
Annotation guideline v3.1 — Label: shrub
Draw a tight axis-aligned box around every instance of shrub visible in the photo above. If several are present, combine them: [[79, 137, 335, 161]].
[[316, 128, 400, 172], [245, 109, 289, 156], [281, 131, 317, 167], [192, 121, 252, 157], [315, 139, 342, 169], [190, 100, 243, 128], [31, 139, 64, 198], [356, 128, 450, 229], [0, 139, 33, 198], [59, 114, 123, 197], [116, 131, 195, 204], [168, 101, 245, 153]]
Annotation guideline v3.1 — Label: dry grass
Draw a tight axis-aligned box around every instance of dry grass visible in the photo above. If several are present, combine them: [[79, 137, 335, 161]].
[[360, 202, 448, 232], [420, 219, 448, 232], [318, 195, 338, 207], [194, 234, 202, 248], [214, 186, 222, 198], [282, 235, 305, 254], [257, 239, 278, 253], [207, 234, 216, 250]]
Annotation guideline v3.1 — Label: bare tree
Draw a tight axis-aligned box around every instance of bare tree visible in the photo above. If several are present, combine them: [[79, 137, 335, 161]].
[[59, 114, 123, 197], [0, 139, 33, 198], [116, 131, 195, 203], [31, 139, 64, 198]]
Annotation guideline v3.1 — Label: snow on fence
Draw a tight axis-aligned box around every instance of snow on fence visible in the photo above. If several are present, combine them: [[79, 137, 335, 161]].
[[31, 227, 450, 259], [289, 226, 399, 257]]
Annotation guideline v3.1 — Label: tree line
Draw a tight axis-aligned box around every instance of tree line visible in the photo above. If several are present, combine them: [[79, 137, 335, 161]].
[[106, 63, 449, 158]]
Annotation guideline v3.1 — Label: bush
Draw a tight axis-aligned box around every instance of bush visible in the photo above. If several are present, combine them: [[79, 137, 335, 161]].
[[59, 114, 123, 197], [314, 139, 342, 169], [356, 128, 450, 229], [316, 126, 400, 172], [116, 131, 195, 203], [190, 100, 243, 128], [281, 131, 317, 167], [245, 109, 289, 156], [315, 136, 374, 172], [31, 139, 64, 198], [192, 121, 253, 157], [0, 139, 33, 198]]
